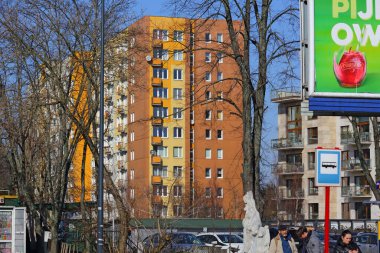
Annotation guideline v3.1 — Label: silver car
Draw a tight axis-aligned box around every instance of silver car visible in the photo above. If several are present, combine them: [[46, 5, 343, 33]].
[[354, 233, 378, 253]]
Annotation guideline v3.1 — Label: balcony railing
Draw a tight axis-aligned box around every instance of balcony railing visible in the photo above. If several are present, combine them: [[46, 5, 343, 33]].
[[341, 185, 371, 197], [151, 136, 162, 145], [152, 117, 163, 126], [308, 187, 318, 196], [272, 163, 304, 174], [341, 159, 371, 171], [341, 132, 370, 144], [271, 138, 303, 149], [151, 155, 162, 165], [152, 195, 163, 204], [152, 97, 163, 106], [152, 58, 163, 66], [279, 189, 304, 199], [151, 175, 162, 185], [152, 77, 162, 87], [271, 87, 302, 102]]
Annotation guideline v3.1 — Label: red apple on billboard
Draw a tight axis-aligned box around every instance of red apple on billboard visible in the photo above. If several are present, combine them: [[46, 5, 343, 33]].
[[333, 48, 366, 88]]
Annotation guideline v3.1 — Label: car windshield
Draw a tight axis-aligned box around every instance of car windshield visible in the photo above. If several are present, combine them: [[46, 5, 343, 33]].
[[172, 234, 203, 245], [217, 234, 243, 243]]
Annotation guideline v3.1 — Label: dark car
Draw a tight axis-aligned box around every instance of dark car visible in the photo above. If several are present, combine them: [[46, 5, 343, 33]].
[[142, 232, 206, 253]]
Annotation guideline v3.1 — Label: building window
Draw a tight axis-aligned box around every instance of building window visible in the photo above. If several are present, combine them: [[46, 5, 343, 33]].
[[130, 93, 135, 104], [153, 185, 168, 196], [173, 205, 183, 216], [308, 152, 315, 170], [153, 166, 168, 177], [157, 146, 168, 157], [153, 68, 168, 79], [308, 127, 318, 144], [205, 110, 212, 120], [130, 169, 135, 180], [217, 130, 223, 139], [205, 33, 211, 42], [173, 166, 183, 178], [153, 48, 169, 60], [205, 149, 211, 159], [174, 185, 183, 197], [173, 30, 183, 41], [217, 72, 223, 81], [342, 203, 350, 219], [217, 53, 223, 63], [173, 88, 183, 99], [205, 72, 211, 82], [205, 129, 211, 139], [173, 127, 183, 138], [217, 168, 223, 178], [130, 113, 135, 123], [205, 168, 211, 178], [130, 150, 135, 160], [217, 110, 223, 120], [287, 106, 302, 141], [153, 87, 168, 98], [308, 178, 318, 195], [205, 52, 211, 62], [217, 33, 223, 43], [130, 131, 135, 141], [205, 91, 212, 100], [173, 147, 183, 158], [153, 126, 168, 138], [217, 91, 223, 100], [217, 149, 223, 159], [130, 189, 135, 199], [355, 202, 371, 219], [174, 50, 183, 61], [173, 108, 183, 119], [217, 208, 224, 218], [205, 187, 211, 198], [217, 187, 223, 198], [173, 69, 183, 80], [308, 203, 318, 219], [153, 107, 168, 118], [153, 29, 168, 41]]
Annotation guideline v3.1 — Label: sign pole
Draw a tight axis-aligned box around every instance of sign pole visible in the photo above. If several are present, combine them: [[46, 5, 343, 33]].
[[324, 186, 330, 253]]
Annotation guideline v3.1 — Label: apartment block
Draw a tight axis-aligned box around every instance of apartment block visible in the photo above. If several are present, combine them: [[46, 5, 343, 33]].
[[105, 16, 245, 219], [272, 88, 380, 221]]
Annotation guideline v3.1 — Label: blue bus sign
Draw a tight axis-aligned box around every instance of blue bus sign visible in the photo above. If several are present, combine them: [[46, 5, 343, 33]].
[[316, 149, 341, 186]]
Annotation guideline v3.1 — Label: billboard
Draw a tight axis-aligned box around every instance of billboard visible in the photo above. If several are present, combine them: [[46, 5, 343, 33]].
[[309, 0, 380, 98]]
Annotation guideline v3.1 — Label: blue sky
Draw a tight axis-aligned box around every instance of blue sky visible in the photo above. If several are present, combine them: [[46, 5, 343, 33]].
[[135, 0, 169, 16]]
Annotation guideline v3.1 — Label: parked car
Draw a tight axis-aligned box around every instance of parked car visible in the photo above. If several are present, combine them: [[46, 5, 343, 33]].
[[142, 232, 205, 252], [354, 232, 378, 253], [197, 232, 244, 252]]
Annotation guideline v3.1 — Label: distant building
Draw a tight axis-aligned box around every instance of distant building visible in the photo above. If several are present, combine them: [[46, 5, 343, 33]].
[[272, 88, 380, 220]]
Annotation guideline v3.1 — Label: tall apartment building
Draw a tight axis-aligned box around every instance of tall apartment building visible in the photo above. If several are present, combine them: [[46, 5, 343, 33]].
[[271, 88, 380, 221], [105, 16, 245, 219]]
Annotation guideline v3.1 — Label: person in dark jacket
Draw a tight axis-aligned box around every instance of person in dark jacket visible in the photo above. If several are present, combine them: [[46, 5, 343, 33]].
[[296, 226, 323, 253], [334, 230, 362, 253]]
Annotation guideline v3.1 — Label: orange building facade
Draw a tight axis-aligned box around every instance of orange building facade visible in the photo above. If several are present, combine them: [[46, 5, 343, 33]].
[[126, 16, 244, 219]]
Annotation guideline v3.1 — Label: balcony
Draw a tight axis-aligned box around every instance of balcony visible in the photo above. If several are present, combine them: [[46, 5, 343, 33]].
[[341, 132, 370, 144], [152, 39, 163, 48], [151, 136, 162, 145], [152, 117, 163, 126], [341, 185, 371, 197], [341, 159, 371, 172], [152, 195, 163, 204], [151, 175, 162, 185], [308, 187, 319, 196], [271, 87, 302, 103], [272, 163, 304, 174], [152, 58, 162, 66], [151, 155, 162, 165], [271, 138, 303, 150], [152, 77, 162, 87], [152, 97, 163, 106], [279, 189, 305, 199]]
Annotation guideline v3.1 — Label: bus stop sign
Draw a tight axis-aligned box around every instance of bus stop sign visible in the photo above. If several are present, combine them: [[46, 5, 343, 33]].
[[316, 149, 341, 186]]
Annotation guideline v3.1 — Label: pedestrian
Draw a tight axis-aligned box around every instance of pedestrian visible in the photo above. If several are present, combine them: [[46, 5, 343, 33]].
[[296, 226, 322, 253], [269, 224, 298, 253], [333, 230, 362, 253], [347, 243, 360, 253]]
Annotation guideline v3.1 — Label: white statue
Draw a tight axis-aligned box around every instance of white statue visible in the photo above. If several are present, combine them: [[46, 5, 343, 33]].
[[242, 191, 270, 253]]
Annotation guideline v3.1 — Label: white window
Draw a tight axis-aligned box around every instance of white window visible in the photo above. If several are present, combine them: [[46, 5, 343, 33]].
[[153, 68, 168, 79], [205, 187, 211, 198], [217, 110, 223, 120], [173, 205, 182, 216], [153, 87, 168, 98], [174, 50, 183, 61], [153, 126, 168, 137], [173, 147, 183, 158], [153, 29, 168, 41], [173, 108, 183, 119], [173, 127, 183, 138], [205, 149, 211, 159], [130, 189, 135, 199], [217, 130, 223, 139], [217, 72, 223, 81], [205, 52, 211, 62], [205, 110, 212, 120], [205, 129, 211, 139], [217, 207, 224, 218], [217, 187, 223, 198], [153, 107, 168, 118], [217, 33, 223, 43], [130, 131, 135, 141], [217, 91, 223, 100], [157, 146, 168, 157], [174, 166, 183, 177], [205, 72, 211, 82], [153, 185, 168, 196], [217, 53, 223, 63], [205, 91, 212, 100], [130, 168, 135, 180], [173, 88, 182, 99], [217, 168, 223, 178], [153, 166, 168, 177], [130, 150, 135, 160], [153, 48, 169, 60], [130, 93, 135, 104], [173, 69, 183, 80], [205, 168, 211, 178], [130, 113, 135, 122], [205, 33, 211, 43], [173, 185, 182, 197], [217, 149, 223, 159], [173, 30, 183, 42]]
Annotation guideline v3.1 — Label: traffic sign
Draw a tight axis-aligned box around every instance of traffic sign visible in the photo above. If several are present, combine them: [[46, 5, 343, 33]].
[[316, 149, 341, 186]]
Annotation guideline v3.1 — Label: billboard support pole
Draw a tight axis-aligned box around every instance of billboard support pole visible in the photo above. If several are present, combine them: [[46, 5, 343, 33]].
[[324, 186, 330, 253]]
